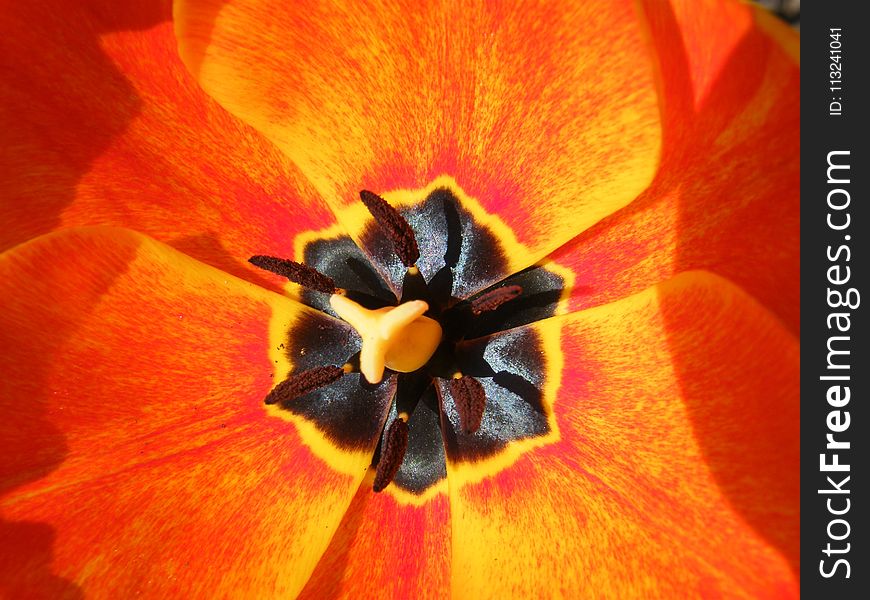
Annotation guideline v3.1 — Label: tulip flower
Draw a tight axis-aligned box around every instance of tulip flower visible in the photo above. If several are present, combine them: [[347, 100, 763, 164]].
[[0, 0, 799, 598]]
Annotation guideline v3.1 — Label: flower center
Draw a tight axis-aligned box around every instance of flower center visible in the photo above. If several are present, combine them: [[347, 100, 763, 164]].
[[254, 180, 569, 499]]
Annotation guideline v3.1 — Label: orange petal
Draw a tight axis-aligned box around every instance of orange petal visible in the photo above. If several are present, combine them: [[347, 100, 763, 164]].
[[299, 470, 450, 599], [298, 375, 451, 598], [547, 0, 800, 334], [175, 0, 662, 274], [0, 1, 336, 296], [447, 271, 798, 597], [0, 228, 390, 597]]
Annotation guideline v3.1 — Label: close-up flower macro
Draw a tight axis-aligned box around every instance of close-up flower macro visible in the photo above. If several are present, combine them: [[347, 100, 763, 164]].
[[0, 0, 799, 598]]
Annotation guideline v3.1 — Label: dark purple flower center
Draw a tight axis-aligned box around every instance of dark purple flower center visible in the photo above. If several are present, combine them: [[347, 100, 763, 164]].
[[251, 187, 564, 495]]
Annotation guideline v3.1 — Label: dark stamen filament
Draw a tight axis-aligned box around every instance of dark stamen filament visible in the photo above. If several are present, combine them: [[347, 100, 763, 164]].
[[471, 285, 523, 315], [264, 366, 345, 405], [450, 375, 487, 434], [373, 418, 409, 492], [359, 190, 420, 267], [249, 256, 336, 294]]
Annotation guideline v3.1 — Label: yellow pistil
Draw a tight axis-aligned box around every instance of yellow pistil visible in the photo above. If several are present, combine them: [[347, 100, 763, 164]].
[[329, 295, 443, 384]]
